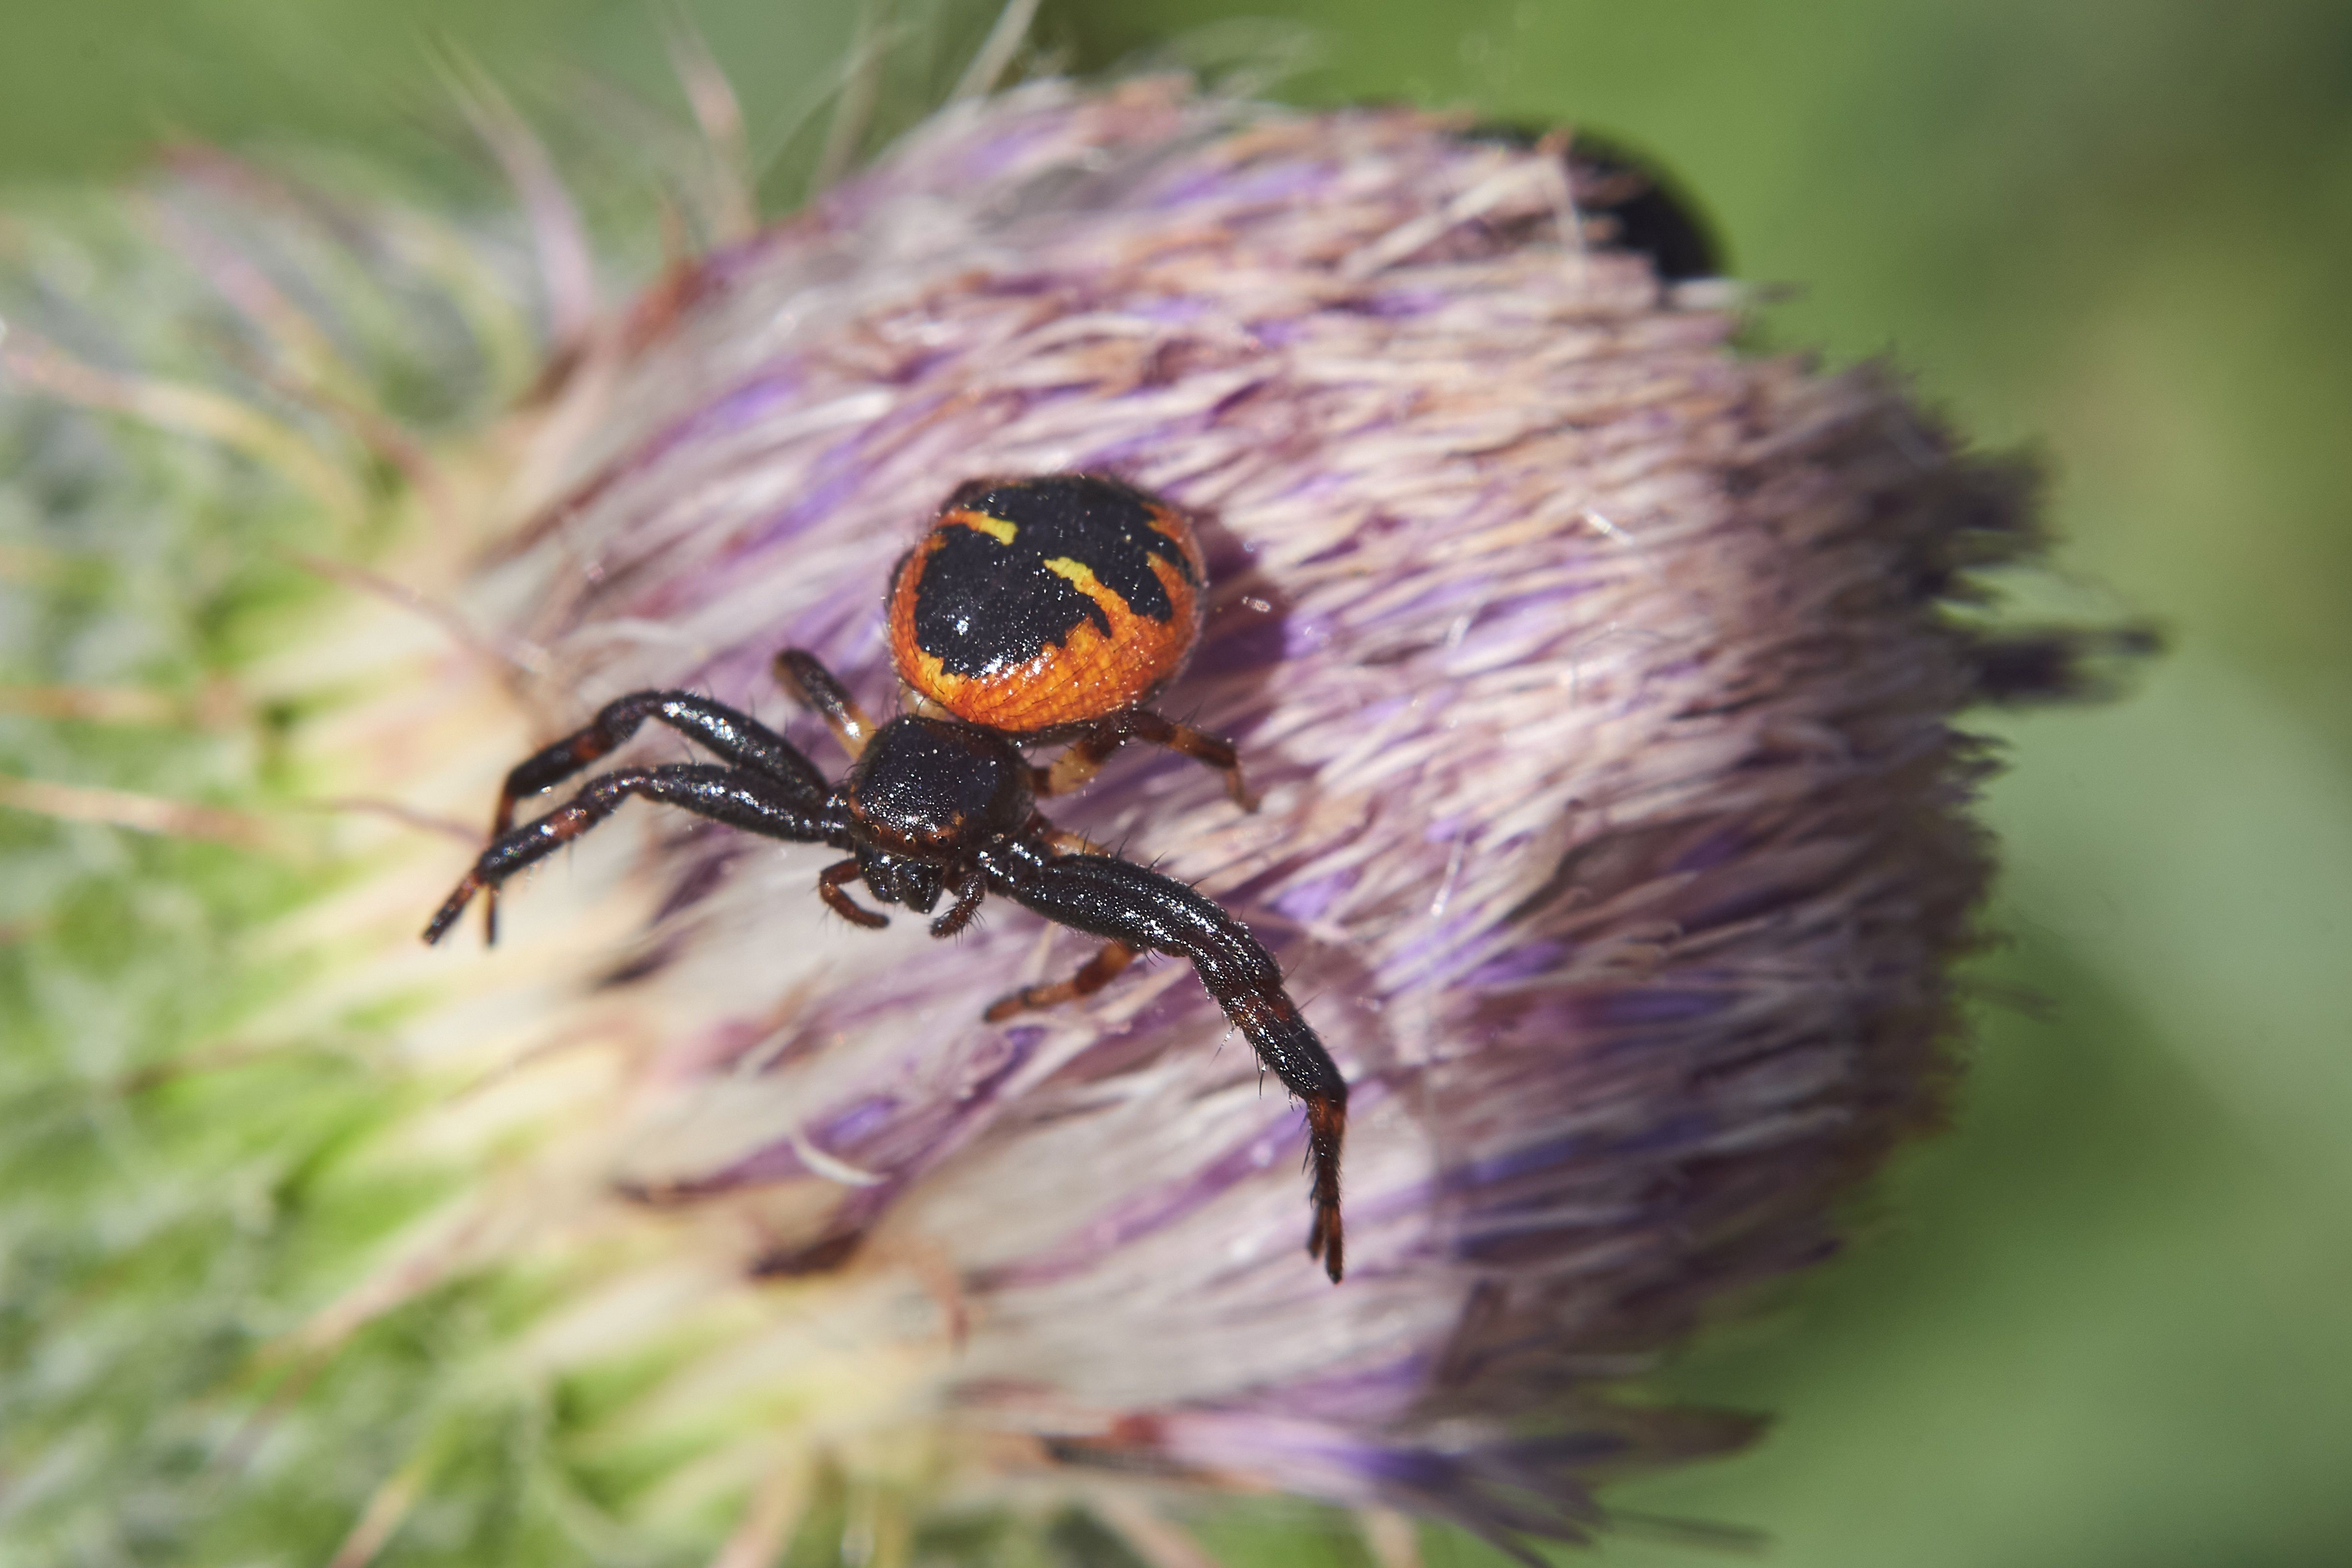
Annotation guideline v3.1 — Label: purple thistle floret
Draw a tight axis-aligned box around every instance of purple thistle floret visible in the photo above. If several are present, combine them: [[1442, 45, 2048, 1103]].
[[365, 76, 2067, 1556]]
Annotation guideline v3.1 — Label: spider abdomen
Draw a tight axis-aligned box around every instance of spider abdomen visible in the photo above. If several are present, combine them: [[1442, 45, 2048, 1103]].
[[887, 474, 1206, 732]]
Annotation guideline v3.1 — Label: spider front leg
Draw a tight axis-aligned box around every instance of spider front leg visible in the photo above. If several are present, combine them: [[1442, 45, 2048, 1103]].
[[977, 841, 1346, 1281], [1036, 709, 1255, 809], [425, 763, 839, 944], [480, 690, 830, 943]]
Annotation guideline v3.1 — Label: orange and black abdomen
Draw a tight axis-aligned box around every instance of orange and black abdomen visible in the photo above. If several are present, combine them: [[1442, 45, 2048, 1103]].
[[888, 474, 1207, 733]]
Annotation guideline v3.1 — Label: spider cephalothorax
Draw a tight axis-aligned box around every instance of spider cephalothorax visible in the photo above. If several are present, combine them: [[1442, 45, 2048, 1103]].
[[424, 475, 1348, 1279]]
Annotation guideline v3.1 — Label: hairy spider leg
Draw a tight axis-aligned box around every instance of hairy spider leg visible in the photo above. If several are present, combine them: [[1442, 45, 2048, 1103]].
[[930, 874, 986, 938], [976, 844, 1347, 1281], [916, 829, 1097, 948], [482, 691, 830, 943], [1034, 708, 1255, 809], [425, 763, 837, 945], [773, 649, 878, 758]]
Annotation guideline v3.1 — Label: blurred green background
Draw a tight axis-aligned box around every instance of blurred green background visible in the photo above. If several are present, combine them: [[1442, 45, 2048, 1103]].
[[3, 1, 2347, 1565]]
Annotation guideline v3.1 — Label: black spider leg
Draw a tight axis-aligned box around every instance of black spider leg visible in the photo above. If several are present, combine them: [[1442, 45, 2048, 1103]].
[[927, 822, 1105, 945], [975, 842, 1348, 1282], [477, 690, 831, 943], [424, 764, 839, 944]]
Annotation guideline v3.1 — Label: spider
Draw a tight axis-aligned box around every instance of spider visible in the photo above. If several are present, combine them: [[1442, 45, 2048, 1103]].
[[423, 474, 1348, 1281]]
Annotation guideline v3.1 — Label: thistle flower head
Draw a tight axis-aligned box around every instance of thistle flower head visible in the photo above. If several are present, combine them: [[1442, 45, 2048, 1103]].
[[0, 72, 2113, 1566]]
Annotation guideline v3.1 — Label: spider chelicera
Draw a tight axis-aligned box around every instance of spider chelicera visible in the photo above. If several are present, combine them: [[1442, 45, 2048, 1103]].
[[423, 475, 1348, 1280]]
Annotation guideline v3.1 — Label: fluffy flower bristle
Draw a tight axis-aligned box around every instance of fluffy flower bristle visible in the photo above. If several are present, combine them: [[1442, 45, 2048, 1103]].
[[1, 73, 2114, 1566]]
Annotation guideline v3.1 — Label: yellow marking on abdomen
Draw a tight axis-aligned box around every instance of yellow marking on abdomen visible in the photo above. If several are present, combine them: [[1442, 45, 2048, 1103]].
[[1042, 555, 1107, 597]]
